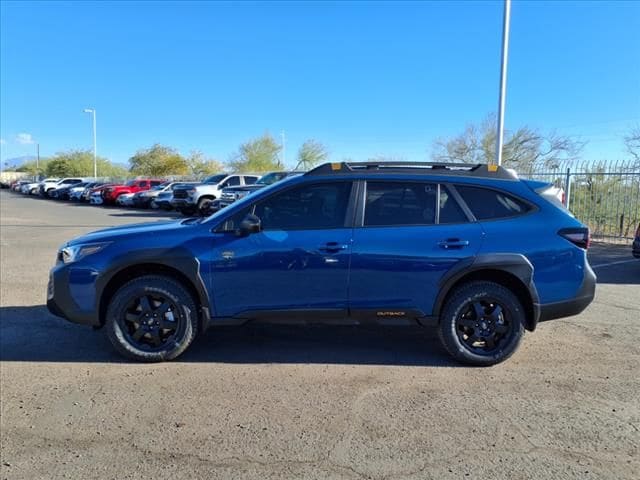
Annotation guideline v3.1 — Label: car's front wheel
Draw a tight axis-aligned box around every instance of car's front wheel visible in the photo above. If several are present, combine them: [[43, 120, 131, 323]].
[[438, 281, 525, 366], [105, 275, 199, 362]]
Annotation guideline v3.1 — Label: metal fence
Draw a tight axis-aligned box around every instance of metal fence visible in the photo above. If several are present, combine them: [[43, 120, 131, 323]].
[[521, 159, 640, 242]]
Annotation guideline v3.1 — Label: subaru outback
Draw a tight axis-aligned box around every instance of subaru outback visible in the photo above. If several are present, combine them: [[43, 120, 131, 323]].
[[47, 162, 596, 365]]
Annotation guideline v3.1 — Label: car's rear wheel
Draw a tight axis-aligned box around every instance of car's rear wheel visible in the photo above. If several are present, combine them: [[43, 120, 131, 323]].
[[105, 275, 198, 362], [438, 281, 524, 366]]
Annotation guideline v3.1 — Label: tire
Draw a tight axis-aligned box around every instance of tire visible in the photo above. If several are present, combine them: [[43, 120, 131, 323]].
[[438, 281, 525, 366], [197, 197, 214, 212], [198, 198, 214, 216], [105, 275, 199, 362]]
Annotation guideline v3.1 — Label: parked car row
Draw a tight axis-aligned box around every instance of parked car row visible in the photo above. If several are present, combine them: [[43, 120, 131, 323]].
[[5, 171, 301, 216]]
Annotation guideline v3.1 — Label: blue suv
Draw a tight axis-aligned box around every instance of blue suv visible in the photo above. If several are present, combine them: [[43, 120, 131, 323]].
[[47, 162, 596, 365]]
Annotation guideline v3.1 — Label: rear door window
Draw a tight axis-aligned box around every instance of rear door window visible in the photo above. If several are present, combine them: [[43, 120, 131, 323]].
[[364, 182, 437, 226], [439, 185, 468, 224], [456, 185, 530, 220], [243, 176, 258, 185]]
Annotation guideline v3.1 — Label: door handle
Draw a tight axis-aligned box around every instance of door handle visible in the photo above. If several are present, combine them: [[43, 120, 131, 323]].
[[318, 242, 349, 253], [438, 238, 470, 249]]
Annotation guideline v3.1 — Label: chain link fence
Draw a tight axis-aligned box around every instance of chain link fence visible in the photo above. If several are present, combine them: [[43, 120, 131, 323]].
[[521, 159, 640, 243]]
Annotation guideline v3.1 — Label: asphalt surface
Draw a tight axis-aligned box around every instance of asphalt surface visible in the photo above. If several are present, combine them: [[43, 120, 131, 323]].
[[0, 189, 638, 480]]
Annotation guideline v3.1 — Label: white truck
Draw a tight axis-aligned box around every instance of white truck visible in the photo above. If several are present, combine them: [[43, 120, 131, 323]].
[[171, 173, 259, 215]]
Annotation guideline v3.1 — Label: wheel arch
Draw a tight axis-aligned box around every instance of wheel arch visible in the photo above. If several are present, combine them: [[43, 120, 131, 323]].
[[97, 258, 211, 332], [434, 254, 540, 331]]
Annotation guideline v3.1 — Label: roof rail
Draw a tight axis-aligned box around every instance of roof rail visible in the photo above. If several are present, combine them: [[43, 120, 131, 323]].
[[305, 161, 517, 179]]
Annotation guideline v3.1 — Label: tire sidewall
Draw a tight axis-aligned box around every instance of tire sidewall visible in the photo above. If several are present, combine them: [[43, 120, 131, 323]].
[[106, 277, 198, 362], [439, 282, 525, 366]]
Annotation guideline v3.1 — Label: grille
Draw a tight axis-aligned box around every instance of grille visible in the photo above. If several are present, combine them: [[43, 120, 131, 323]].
[[173, 190, 188, 199]]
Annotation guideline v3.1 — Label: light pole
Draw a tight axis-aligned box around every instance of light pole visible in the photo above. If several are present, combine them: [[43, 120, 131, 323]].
[[495, 0, 511, 166], [83, 108, 97, 178], [280, 130, 286, 167]]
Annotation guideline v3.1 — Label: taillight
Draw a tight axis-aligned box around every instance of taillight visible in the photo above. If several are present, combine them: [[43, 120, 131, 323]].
[[559, 227, 590, 249]]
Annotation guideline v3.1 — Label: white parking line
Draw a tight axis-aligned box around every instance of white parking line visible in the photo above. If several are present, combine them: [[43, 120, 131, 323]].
[[591, 259, 638, 269]]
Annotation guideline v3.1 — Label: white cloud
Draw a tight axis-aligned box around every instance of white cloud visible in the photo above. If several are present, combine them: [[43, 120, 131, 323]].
[[15, 133, 34, 145]]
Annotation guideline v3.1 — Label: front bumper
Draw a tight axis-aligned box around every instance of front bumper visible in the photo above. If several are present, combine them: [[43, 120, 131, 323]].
[[171, 197, 195, 208], [537, 260, 596, 322], [133, 197, 152, 207], [47, 265, 100, 326]]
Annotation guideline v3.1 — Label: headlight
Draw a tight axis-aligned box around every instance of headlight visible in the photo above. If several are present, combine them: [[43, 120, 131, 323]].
[[60, 242, 110, 264]]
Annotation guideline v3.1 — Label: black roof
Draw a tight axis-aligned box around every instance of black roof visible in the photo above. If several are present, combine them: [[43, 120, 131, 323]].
[[305, 161, 517, 180]]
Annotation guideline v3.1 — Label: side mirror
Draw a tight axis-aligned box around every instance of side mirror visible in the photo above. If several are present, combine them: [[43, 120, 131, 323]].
[[236, 214, 261, 237]]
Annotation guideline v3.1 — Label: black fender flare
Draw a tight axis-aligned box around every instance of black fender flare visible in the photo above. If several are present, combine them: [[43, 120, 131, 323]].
[[432, 253, 541, 330], [95, 247, 212, 330]]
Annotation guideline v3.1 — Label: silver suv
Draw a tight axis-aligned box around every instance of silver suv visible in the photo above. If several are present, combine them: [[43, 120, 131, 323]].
[[171, 173, 259, 215]]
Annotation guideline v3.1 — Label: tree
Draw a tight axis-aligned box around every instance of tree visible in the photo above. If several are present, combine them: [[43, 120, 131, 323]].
[[16, 158, 50, 175], [187, 151, 225, 176], [623, 125, 640, 164], [129, 144, 189, 176], [228, 134, 281, 173], [295, 139, 329, 170], [43, 150, 127, 178], [431, 114, 585, 171]]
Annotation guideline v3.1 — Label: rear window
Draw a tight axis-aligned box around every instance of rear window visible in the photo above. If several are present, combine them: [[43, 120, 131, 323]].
[[456, 185, 530, 220]]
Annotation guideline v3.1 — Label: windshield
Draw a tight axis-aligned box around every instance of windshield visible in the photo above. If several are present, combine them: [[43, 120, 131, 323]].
[[125, 180, 137, 186], [203, 174, 226, 184], [256, 172, 287, 185]]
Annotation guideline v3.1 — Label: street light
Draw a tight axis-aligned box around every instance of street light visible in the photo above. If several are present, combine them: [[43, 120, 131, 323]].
[[495, 0, 511, 166], [280, 130, 286, 167], [83, 108, 97, 178]]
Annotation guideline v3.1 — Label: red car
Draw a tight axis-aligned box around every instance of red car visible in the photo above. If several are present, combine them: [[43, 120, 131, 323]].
[[101, 179, 164, 204]]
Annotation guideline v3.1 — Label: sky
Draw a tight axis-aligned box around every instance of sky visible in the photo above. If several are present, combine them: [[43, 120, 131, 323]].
[[1, 0, 639, 167]]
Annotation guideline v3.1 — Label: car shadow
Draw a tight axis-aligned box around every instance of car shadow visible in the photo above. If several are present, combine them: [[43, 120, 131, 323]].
[[0, 305, 457, 366]]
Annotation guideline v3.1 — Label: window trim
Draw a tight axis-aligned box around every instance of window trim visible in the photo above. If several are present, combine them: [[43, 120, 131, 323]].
[[356, 180, 474, 228]]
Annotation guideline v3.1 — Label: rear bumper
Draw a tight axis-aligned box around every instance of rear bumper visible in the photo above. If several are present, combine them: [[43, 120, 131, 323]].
[[537, 261, 596, 322]]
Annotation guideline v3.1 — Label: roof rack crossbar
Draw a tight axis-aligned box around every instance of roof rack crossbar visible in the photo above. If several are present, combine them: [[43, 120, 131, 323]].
[[305, 161, 516, 180]]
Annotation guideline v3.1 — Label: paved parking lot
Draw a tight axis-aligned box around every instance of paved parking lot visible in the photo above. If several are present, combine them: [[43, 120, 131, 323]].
[[1, 189, 638, 480]]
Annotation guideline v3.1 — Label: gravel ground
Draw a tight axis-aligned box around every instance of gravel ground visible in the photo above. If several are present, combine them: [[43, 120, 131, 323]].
[[1, 189, 639, 480]]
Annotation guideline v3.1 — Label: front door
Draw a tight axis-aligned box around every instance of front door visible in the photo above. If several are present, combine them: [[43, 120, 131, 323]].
[[209, 181, 354, 318], [349, 181, 484, 318]]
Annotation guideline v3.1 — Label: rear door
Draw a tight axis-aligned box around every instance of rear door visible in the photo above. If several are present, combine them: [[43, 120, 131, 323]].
[[349, 181, 484, 318]]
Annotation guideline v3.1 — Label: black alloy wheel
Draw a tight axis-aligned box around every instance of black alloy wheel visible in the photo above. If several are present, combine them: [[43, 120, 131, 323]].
[[454, 299, 513, 353], [118, 293, 184, 351]]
